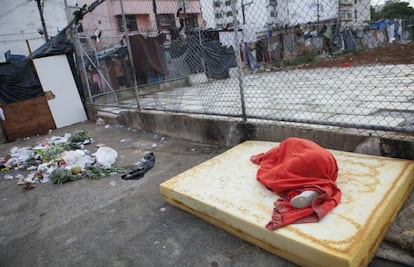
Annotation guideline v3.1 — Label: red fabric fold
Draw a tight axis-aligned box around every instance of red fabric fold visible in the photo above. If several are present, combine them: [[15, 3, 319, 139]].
[[251, 137, 341, 230]]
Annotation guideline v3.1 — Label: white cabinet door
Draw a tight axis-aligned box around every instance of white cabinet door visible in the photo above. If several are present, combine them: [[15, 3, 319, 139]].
[[33, 54, 87, 128]]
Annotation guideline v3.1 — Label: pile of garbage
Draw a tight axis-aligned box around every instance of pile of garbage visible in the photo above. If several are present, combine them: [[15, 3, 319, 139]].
[[1, 130, 123, 189]]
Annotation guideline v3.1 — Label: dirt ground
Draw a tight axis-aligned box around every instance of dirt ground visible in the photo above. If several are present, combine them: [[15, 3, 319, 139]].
[[302, 41, 414, 68]]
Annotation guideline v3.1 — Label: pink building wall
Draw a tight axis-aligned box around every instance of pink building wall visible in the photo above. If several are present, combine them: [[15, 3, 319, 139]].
[[78, 0, 202, 48]]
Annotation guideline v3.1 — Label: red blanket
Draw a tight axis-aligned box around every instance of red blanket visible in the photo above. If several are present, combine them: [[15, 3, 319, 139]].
[[251, 137, 341, 230]]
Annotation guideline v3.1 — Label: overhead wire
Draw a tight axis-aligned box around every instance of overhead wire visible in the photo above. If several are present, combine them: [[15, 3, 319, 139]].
[[0, 0, 71, 42], [0, 0, 30, 19], [0, 36, 44, 43], [0, 31, 42, 37], [48, 0, 117, 27], [0, 0, 115, 44], [83, 12, 116, 24]]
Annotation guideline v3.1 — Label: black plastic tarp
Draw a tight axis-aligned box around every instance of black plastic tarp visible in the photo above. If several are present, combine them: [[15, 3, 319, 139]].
[[204, 42, 237, 79], [176, 37, 237, 79], [0, 59, 43, 104], [32, 29, 73, 59]]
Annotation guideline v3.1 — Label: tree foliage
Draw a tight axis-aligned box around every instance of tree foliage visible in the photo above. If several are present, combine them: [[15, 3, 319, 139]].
[[372, 1, 414, 20], [370, 6, 381, 21]]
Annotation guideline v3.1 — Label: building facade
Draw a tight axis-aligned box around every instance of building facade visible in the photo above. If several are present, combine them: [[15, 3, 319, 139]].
[[77, 0, 371, 49], [78, 0, 203, 48], [208, 0, 371, 33], [339, 0, 371, 29]]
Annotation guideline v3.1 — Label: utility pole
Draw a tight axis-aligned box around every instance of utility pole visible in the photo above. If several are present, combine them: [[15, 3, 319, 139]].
[[242, 1, 246, 24], [231, 0, 246, 121], [63, 0, 72, 24], [35, 0, 49, 41], [241, 0, 252, 25], [152, 0, 160, 33], [120, 0, 141, 111], [182, 0, 187, 30]]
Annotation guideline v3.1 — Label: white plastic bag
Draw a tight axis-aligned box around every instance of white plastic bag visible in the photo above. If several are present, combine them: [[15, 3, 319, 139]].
[[95, 147, 118, 167], [62, 150, 94, 169], [10, 147, 33, 162]]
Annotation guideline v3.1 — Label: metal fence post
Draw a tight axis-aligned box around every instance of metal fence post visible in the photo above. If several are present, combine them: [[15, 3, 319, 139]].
[[120, 0, 141, 111], [232, 0, 247, 122], [73, 26, 93, 104]]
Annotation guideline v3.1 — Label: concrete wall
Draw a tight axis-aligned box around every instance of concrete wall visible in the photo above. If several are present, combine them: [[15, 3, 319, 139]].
[[86, 107, 414, 160], [116, 110, 246, 147]]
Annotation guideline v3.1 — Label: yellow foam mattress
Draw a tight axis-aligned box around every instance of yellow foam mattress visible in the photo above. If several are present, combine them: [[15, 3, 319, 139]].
[[160, 141, 414, 267]]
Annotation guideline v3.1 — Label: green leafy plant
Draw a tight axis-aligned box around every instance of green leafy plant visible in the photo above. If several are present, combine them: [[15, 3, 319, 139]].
[[70, 130, 91, 143], [84, 165, 124, 179], [51, 167, 82, 184], [272, 51, 317, 68], [41, 143, 69, 162]]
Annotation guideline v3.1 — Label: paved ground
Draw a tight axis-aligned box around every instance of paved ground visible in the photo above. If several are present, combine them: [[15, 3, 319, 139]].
[[100, 63, 414, 135], [0, 120, 407, 266]]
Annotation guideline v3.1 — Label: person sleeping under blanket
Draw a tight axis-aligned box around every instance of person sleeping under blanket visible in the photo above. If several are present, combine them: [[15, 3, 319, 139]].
[[250, 137, 342, 230]]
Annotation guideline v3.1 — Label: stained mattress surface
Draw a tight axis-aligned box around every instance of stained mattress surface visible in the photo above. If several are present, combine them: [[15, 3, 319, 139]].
[[160, 141, 414, 267]]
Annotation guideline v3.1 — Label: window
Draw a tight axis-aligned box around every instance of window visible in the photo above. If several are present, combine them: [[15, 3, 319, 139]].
[[157, 14, 175, 30], [214, 1, 221, 8], [184, 14, 199, 28], [226, 10, 238, 17], [339, 0, 352, 4], [340, 10, 353, 21], [116, 15, 138, 32], [318, 4, 324, 13], [225, 0, 237, 6], [215, 12, 223, 18]]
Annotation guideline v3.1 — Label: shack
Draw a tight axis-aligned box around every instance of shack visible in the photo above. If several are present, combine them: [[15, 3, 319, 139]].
[[0, 29, 87, 142]]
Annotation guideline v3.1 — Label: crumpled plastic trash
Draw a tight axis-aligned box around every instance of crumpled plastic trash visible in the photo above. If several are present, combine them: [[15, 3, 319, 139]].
[[121, 152, 155, 180], [27, 166, 37, 171], [49, 133, 71, 145], [96, 117, 105, 126], [41, 174, 50, 183], [37, 163, 50, 173], [95, 147, 118, 167], [4, 174, 13, 180], [8, 147, 33, 165], [62, 150, 94, 169], [24, 172, 36, 184], [5, 157, 17, 168]]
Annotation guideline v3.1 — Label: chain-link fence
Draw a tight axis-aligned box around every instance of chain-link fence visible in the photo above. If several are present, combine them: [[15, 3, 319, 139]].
[[74, 0, 414, 136]]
